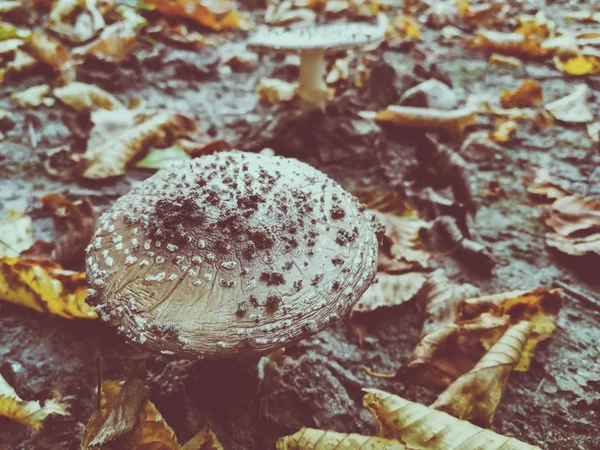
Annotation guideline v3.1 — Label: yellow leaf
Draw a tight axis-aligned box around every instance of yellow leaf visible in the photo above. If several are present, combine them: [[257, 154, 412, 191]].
[[431, 321, 532, 426], [182, 425, 224, 450], [0, 211, 33, 257], [465, 30, 547, 58], [277, 427, 406, 449], [388, 14, 420, 40], [363, 389, 542, 449], [146, 0, 253, 31], [554, 54, 600, 75], [489, 118, 517, 143], [0, 373, 68, 430], [0, 256, 96, 319], [500, 80, 543, 108]]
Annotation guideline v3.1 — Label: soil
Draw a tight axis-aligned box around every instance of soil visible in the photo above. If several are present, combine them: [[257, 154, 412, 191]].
[[1, 1, 599, 449]]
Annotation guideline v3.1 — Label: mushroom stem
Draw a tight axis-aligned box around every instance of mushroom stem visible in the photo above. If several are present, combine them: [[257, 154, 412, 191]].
[[298, 52, 327, 111]]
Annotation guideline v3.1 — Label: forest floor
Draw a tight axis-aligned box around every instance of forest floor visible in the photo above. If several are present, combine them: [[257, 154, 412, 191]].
[[0, 0, 599, 449]]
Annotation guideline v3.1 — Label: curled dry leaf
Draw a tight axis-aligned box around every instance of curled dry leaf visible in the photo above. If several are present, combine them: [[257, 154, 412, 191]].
[[10, 84, 52, 107], [0, 211, 33, 257], [464, 30, 547, 58], [277, 428, 406, 450], [53, 81, 125, 111], [542, 195, 600, 256], [359, 106, 477, 135], [500, 80, 543, 109], [82, 379, 224, 450], [363, 389, 541, 449], [81, 109, 196, 179], [145, 0, 253, 31], [525, 169, 570, 202], [353, 272, 427, 314], [545, 84, 593, 123], [81, 379, 179, 450], [0, 373, 68, 430], [0, 256, 95, 318], [431, 321, 532, 426], [256, 77, 298, 104]]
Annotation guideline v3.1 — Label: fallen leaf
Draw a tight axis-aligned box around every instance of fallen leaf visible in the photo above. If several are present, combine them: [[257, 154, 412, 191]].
[[46, 0, 105, 44], [72, 21, 139, 64], [542, 195, 600, 256], [554, 54, 600, 75], [457, 0, 505, 25], [53, 81, 125, 111], [363, 389, 541, 449], [326, 54, 352, 85], [525, 169, 570, 201], [431, 321, 532, 426], [277, 428, 406, 449], [181, 425, 225, 450], [145, 0, 253, 31], [352, 272, 427, 314], [82, 109, 196, 179], [489, 118, 517, 143], [353, 190, 412, 217], [0, 256, 96, 318], [0, 373, 68, 430], [465, 30, 547, 58], [10, 84, 52, 107], [484, 180, 508, 200], [387, 14, 420, 40], [359, 106, 477, 135], [0, 21, 30, 40], [0, 211, 33, 257], [488, 53, 522, 67], [28, 31, 74, 80], [81, 379, 179, 450], [135, 146, 191, 170], [500, 80, 543, 108], [256, 77, 298, 104], [588, 122, 600, 143], [23, 194, 97, 266], [545, 84, 593, 123], [563, 11, 600, 23]]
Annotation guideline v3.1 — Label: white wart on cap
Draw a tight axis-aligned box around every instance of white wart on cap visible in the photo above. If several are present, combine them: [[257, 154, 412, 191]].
[[248, 18, 387, 110], [86, 151, 380, 358]]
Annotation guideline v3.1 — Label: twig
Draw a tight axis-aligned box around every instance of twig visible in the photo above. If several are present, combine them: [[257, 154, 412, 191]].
[[553, 280, 600, 312]]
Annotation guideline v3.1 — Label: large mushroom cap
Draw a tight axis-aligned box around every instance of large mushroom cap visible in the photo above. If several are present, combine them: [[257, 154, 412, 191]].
[[86, 151, 379, 358], [247, 21, 386, 54]]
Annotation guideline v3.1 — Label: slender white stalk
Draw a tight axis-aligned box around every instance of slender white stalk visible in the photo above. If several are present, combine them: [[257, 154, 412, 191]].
[[298, 52, 327, 111]]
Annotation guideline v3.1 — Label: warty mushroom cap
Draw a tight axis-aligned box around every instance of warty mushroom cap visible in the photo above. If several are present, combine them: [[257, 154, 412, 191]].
[[86, 151, 380, 358], [247, 20, 386, 55]]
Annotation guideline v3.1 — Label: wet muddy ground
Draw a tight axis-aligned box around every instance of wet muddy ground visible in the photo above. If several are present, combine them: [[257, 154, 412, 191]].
[[1, 1, 599, 449]]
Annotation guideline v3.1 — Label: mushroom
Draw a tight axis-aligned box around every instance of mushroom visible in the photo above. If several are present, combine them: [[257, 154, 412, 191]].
[[86, 151, 381, 358], [247, 16, 387, 111]]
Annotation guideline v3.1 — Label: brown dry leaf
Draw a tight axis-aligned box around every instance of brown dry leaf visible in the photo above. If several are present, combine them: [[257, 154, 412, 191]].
[[489, 118, 516, 143], [353, 272, 427, 314], [563, 11, 600, 24], [488, 53, 522, 67], [256, 77, 298, 104], [542, 195, 600, 256], [25, 194, 96, 266], [360, 106, 477, 135], [363, 389, 541, 449], [431, 321, 532, 426], [0, 373, 68, 430], [500, 80, 543, 109], [0, 211, 33, 257], [277, 428, 406, 450], [526, 169, 570, 202], [146, 0, 253, 31], [484, 180, 508, 200], [181, 425, 225, 450], [72, 21, 138, 64], [554, 54, 600, 75], [464, 30, 547, 58], [456, 0, 505, 25], [353, 190, 413, 217], [0, 256, 96, 319], [386, 14, 420, 40], [46, 0, 105, 44], [457, 288, 562, 371], [81, 109, 196, 179], [373, 211, 430, 273], [53, 81, 125, 111], [545, 84, 593, 123], [0, 47, 39, 82], [28, 31, 74, 80], [81, 379, 179, 450]]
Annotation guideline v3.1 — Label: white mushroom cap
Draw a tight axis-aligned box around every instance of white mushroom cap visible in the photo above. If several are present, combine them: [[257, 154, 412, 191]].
[[86, 151, 380, 358], [247, 20, 386, 54]]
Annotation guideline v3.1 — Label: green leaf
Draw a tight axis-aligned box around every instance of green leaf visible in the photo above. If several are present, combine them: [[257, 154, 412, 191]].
[[135, 147, 191, 170], [0, 22, 29, 41]]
